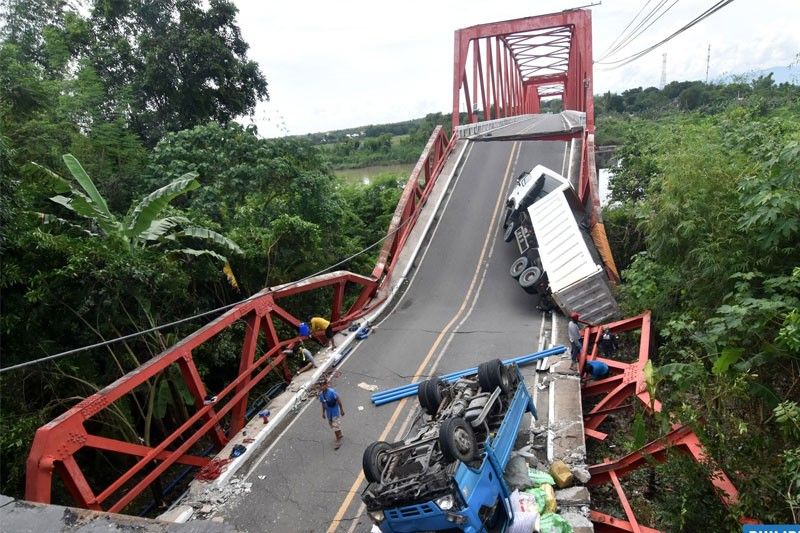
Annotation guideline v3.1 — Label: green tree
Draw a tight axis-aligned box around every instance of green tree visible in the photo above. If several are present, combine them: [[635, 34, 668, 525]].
[[84, 0, 268, 146], [43, 154, 242, 262]]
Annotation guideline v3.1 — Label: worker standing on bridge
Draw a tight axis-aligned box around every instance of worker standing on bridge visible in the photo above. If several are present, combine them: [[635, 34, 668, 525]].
[[598, 326, 619, 359], [319, 380, 345, 449], [568, 312, 583, 371], [309, 315, 337, 349]]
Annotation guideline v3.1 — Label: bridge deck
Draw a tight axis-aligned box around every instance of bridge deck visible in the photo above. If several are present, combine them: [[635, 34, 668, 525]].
[[180, 117, 585, 532]]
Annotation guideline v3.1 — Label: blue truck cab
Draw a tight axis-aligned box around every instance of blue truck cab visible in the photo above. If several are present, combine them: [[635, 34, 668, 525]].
[[361, 359, 537, 532]]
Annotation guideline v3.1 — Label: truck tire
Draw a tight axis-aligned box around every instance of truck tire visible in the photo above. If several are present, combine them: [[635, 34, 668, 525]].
[[510, 256, 529, 279], [503, 223, 516, 243], [478, 358, 511, 394], [501, 206, 513, 229], [363, 441, 392, 483], [439, 417, 476, 463], [417, 377, 443, 416], [518, 266, 542, 294]]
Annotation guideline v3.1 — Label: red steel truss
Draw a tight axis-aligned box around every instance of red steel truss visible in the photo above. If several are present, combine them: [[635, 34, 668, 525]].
[[579, 312, 662, 442], [25, 127, 455, 513], [452, 9, 618, 282], [581, 314, 757, 530], [452, 10, 593, 130]]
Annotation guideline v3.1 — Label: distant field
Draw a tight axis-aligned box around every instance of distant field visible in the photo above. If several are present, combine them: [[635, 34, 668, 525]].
[[335, 163, 416, 185]]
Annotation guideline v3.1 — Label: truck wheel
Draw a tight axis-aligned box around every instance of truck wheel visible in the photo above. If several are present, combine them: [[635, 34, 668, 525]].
[[439, 418, 476, 463], [417, 377, 443, 416], [503, 222, 516, 243], [363, 441, 392, 483], [478, 359, 511, 394], [518, 266, 542, 294], [501, 206, 513, 229], [509, 256, 529, 279]]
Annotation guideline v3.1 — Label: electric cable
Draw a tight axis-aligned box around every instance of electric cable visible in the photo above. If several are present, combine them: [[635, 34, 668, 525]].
[[597, 0, 665, 61], [597, 0, 655, 59], [599, 0, 681, 62], [0, 194, 424, 374], [596, 0, 736, 69]]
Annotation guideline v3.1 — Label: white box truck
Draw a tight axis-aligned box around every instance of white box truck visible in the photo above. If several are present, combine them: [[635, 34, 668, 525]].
[[502, 165, 619, 325]]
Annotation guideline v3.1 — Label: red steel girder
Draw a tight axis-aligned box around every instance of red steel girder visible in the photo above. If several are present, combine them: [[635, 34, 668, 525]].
[[582, 314, 757, 530], [587, 424, 756, 531], [26, 127, 456, 513], [452, 9, 593, 131], [580, 312, 661, 441]]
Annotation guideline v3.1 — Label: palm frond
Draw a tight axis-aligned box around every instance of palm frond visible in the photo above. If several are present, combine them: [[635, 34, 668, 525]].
[[62, 154, 113, 221], [35, 212, 99, 236], [179, 226, 243, 254], [126, 173, 199, 240], [169, 248, 228, 262], [138, 216, 191, 242], [31, 162, 71, 194]]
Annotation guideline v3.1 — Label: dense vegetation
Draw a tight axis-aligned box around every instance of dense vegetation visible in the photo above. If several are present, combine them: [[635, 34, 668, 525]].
[[597, 75, 800, 528], [0, 0, 403, 508]]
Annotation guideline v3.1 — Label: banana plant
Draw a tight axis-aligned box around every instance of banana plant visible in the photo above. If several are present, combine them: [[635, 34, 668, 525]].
[[37, 154, 242, 281]]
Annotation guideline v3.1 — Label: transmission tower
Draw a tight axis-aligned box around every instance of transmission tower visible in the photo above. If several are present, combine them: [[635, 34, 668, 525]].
[[705, 44, 711, 83], [660, 53, 667, 89]]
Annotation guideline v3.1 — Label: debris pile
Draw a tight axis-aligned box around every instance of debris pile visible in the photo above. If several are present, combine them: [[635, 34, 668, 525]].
[[185, 476, 253, 523], [504, 445, 593, 533]]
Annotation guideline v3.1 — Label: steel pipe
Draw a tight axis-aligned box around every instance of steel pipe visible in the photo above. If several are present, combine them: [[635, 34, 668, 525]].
[[371, 346, 565, 406]]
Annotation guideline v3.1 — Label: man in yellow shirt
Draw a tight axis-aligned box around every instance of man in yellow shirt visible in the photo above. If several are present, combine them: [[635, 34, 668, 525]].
[[309, 316, 336, 349]]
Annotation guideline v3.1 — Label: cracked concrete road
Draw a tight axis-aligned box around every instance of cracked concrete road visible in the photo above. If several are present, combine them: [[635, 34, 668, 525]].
[[219, 131, 572, 532]]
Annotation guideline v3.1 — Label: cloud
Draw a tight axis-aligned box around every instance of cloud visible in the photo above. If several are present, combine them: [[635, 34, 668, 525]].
[[233, 0, 799, 137]]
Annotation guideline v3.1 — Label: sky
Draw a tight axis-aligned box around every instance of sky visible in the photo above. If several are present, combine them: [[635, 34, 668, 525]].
[[233, 0, 800, 138]]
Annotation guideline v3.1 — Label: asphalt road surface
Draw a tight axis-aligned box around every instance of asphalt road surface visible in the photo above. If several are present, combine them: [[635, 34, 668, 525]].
[[221, 129, 572, 533]]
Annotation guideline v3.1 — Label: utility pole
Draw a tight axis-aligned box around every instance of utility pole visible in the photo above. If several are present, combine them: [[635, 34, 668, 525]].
[[660, 53, 667, 89], [705, 44, 711, 84]]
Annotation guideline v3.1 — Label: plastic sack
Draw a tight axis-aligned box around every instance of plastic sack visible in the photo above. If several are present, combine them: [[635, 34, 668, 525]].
[[523, 487, 547, 514], [539, 512, 572, 533], [505, 455, 534, 490], [508, 490, 541, 533], [540, 484, 557, 514], [528, 467, 556, 486], [510, 489, 539, 513]]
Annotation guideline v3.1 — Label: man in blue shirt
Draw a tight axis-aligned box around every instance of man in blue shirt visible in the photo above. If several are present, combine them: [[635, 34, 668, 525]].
[[582, 360, 610, 381], [319, 381, 345, 449]]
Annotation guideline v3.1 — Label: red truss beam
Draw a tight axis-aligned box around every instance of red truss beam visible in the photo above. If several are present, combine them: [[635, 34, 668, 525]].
[[582, 314, 757, 530], [580, 311, 661, 442], [452, 9, 593, 131], [587, 425, 758, 531], [26, 127, 456, 513]]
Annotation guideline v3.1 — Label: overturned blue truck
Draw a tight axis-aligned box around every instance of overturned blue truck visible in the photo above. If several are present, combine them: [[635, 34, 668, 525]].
[[362, 358, 538, 533]]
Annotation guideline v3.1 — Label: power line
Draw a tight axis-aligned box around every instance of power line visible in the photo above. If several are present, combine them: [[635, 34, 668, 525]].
[[596, 0, 736, 70], [0, 202, 421, 374], [603, 0, 681, 61], [597, 0, 680, 62], [597, 0, 655, 59]]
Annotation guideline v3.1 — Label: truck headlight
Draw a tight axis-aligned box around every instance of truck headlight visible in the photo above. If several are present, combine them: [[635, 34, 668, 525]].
[[368, 510, 384, 524], [435, 494, 455, 511]]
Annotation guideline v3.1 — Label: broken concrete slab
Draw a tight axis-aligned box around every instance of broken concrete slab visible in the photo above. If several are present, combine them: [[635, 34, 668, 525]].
[[0, 497, 239, 532], [561, 510, 593, 533], [572, 466, 591, 484], [555, 486, 591, 506]]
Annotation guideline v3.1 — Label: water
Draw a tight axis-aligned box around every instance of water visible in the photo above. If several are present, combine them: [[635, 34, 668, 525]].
[[598, 168, 613, 206]]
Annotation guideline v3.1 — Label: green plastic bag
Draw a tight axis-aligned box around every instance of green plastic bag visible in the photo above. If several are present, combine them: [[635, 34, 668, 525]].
[[522, 486, 547, 514], [539, 512, 573, 533], [528, 467, 556, 486]]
